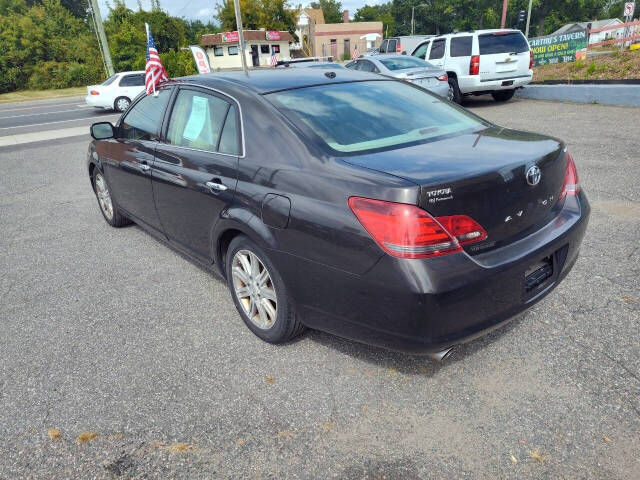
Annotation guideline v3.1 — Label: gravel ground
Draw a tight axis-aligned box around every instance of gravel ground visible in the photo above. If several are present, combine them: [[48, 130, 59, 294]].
[[0, 97, 638, 479]]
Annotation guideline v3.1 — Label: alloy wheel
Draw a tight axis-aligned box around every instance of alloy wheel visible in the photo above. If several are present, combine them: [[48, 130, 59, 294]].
[[231, 249, 278, 330], [447, 85, 455, 101], [116, 98, 130, 111], [95, 173, 114, 220]]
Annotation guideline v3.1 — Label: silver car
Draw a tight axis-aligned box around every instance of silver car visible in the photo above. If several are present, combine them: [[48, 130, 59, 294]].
[[345, 54, 452, 100]]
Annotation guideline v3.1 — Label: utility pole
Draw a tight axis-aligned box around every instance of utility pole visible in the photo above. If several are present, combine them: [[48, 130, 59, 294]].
[[88, 0, 114, 77], [525, 0, 533, 37], [500, 0, 509, 29], [411, 7, 415, 36], [233, 0, 248, 73]]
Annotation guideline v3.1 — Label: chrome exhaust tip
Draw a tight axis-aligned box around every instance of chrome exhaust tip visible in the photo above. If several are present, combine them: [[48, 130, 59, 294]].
[[427, 347, 454, 362]]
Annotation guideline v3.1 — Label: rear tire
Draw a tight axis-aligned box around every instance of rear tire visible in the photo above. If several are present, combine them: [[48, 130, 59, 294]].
[[225, 235, 305, 344], [92, 169, 131, 228], [114, 96, 131, 112], [448, 77, 462, 104], [491, 89, 515, 102]]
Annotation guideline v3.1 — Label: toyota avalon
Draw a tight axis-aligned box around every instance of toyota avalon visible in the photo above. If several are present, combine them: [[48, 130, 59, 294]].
[[87, 69, 589, 359]]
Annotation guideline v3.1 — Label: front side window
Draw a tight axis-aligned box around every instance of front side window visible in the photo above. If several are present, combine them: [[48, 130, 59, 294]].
[[228, 46, 238, 55], [120, 89, 171, 141], [429, 39, 445, 59], [167, 89, 239, 154], [268, 80, 485, 154], [214, 46, 224, 56], [450, 36, 473, 57], [412, 41, 430, 59], [380, 57, 429, 71], [479, 32, 529, 54]]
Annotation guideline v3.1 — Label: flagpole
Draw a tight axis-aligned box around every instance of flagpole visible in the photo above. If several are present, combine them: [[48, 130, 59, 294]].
[[233, 0, 248, 74]]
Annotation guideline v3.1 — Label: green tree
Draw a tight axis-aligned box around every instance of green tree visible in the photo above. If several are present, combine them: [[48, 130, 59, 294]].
[[354, 3, 395, 36], [310, 0, 343, 23], [215, 0, 297, 36]]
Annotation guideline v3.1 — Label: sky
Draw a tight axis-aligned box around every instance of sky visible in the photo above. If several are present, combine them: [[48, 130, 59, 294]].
[[97, 0, 375, 24]]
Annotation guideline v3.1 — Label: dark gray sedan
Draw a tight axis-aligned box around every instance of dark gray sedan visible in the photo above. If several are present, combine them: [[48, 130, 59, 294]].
[[346, 54, 452, 100]]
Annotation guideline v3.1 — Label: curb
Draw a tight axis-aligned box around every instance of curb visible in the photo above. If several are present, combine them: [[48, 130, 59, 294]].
[[515, 84, 640, 106]]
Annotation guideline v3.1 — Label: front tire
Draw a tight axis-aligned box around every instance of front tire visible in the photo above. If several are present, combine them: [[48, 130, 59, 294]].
[[114, 96, 131, 112], [92, 170, 131, 227], [225, 235, 305, 344], [491, 89, 515, 102]]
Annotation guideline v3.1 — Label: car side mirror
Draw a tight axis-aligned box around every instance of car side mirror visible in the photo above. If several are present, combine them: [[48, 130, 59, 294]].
[[90, 122, 115, 140]]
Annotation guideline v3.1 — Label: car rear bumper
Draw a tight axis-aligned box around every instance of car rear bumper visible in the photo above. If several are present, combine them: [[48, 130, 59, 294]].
[[85, 95, 107, 108], [272, 191, 589, 354], [458, 72, 533, 93]]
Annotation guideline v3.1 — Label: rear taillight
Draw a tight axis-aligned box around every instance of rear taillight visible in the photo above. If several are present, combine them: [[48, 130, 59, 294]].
[[560, 153, 580, 200], [435, 215, 487, 245], [469, 55, 480, 75], [348, 197, 487, 258], [90, 90, 100, 95], [529, 50, 534, 69], [436, 73, 448, 82]]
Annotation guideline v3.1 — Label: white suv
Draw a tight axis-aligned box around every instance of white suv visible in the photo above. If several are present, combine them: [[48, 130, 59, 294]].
[[411, 29, 533, 103], [85, 71, 146, 112]]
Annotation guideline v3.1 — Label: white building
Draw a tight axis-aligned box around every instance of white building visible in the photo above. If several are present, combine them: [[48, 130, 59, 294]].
[[202, 30, 295, 69], [552, 18, 626, 45]]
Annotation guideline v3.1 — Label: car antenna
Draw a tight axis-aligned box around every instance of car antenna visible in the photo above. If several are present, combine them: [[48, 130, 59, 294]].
[[324, 71, 336, 79]]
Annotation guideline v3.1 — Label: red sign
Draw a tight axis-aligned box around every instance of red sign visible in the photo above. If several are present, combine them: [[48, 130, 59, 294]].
[[221, 31, 239, 43], [265, 31, 281, 41]]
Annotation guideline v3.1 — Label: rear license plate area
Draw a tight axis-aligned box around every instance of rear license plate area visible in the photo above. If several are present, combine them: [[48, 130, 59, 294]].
[[524, 256, 553, 292], [501, 80, 514, 86]]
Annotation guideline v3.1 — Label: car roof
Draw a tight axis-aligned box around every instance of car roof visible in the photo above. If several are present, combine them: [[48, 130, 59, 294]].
[[169, 69, 381, 94], [427, 28, 523, 39]]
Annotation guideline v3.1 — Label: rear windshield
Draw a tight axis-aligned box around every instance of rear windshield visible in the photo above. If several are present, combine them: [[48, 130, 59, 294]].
[[102, 74, 118, 86], [379, 56, 429, 71], [267, 81, 485, 154], [479, 32, 529, 54]]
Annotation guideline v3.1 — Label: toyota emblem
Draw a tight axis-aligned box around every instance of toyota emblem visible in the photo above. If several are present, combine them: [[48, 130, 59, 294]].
[[526, 165, 541, 186]]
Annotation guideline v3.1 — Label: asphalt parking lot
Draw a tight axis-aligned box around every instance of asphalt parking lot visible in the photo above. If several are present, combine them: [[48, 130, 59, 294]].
[[1, 97, 638, 479]]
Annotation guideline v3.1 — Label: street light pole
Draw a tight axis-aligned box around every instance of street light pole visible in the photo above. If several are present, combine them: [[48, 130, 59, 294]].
[[233, 0, 248, 73], [411, 7, 415, 35], [525, 0, 533, 37], [87, 0, 114, 77]]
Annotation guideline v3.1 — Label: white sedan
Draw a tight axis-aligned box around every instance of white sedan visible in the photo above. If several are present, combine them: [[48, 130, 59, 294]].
[[85, 71, 145, 112]]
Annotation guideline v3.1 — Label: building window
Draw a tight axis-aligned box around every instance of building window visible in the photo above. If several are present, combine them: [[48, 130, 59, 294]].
[[272, 45, 280, 54], [261, 44, 270, 54], [228, 46, 238, 55], [214, 46, 223, 56]]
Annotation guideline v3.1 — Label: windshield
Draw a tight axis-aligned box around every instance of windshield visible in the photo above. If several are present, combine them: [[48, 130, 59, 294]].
[[102, 74, 118, 86], [267, 80, 486, 154], [379, 56, 430, 71], [479, 32, 529, 54]]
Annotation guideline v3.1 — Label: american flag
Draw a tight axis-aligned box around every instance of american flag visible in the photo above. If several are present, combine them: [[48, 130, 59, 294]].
[[269, 51, 278, 67], [352, 44, 359, 60], [145, 23, 168, 95]]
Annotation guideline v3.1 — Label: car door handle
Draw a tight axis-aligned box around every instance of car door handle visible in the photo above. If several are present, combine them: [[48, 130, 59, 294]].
[[139, 164, 151, 172], [206, 181, 227, 192]]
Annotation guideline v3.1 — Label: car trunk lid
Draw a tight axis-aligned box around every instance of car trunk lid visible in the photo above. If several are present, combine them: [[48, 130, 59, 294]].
[[341, 127, 567, 254]]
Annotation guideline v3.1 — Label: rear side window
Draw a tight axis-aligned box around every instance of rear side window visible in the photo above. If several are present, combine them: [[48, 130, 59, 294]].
[[167, 89, 238, 154], [479, 32, 529, 54], [355, 60, 379, 73], [119, 74, 144, 87], [450, 37, 472, 57], [120, 89, 171, 141], [380, 57, 428, 71], [218, 105, 240, 155], [412, 42, 429, 59], [429, 39, 445, 59]]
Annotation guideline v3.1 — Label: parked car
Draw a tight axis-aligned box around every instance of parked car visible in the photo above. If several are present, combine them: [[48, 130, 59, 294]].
[[280, 61, 345, 69], [378, 35, 434, 55], [345, 54, 451, 100], [87, 69, 589, 359], [411, 29, 533, 103], [85, 71, 146, 112]]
